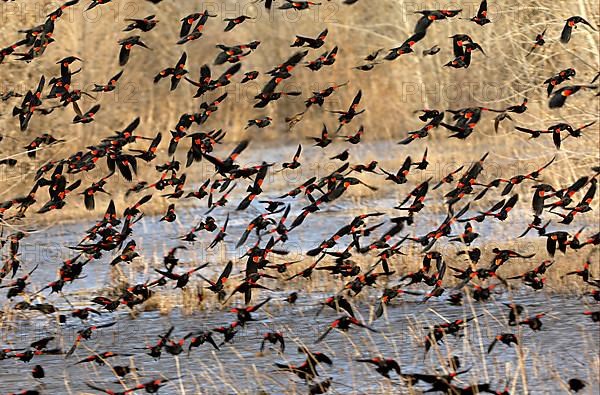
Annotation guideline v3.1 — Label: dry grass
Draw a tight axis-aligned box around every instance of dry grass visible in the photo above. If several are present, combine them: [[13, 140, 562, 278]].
[[86, 237, 598, 318], [0, 0, 598, 224]]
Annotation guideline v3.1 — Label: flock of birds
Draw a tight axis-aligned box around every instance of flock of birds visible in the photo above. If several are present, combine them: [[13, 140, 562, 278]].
[[0, 0, 599, 394]]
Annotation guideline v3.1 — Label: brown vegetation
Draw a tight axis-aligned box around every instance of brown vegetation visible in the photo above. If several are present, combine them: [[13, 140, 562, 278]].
[[0, 0, 598, 224]]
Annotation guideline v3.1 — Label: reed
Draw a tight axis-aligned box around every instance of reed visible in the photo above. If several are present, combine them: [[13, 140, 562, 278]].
[[0, 0, 598, 223]]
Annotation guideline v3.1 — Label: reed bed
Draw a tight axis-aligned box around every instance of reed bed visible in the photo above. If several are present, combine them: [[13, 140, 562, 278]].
[[0, 0, 598, 223]]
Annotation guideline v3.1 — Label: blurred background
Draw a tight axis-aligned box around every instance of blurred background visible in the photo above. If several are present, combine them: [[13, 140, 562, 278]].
[[0, 0, 598, 220]]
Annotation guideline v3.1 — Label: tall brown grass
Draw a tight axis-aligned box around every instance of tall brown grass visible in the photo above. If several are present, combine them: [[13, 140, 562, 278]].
[[0, 0, 598, 221]]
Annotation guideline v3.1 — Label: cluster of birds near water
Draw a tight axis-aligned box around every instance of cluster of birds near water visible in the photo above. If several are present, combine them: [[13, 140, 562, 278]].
[[0, 0, 599, 394]]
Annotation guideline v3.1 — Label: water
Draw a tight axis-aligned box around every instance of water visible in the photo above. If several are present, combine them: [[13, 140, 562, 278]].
[[1, 291, 598, 394], [0, 142, 598, 394]]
